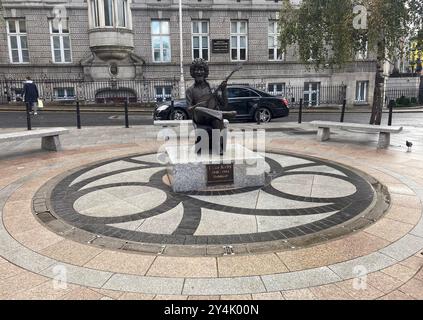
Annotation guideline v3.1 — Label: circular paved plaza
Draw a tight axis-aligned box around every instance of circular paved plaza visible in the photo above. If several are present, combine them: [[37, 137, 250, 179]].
[[38, 150, 385, 255], [0, 125, 422, 300]]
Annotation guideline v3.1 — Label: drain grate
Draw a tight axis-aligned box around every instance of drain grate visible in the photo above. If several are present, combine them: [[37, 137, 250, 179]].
[[223, 245, 234, 255]]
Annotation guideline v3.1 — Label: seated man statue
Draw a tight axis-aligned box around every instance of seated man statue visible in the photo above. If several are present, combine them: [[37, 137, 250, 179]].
[[186, 58, 237, 155]]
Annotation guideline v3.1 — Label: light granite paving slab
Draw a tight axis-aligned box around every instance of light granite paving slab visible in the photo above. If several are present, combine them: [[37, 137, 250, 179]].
[[40, 263, 113, 289], [74, 186, 166, 217], [182, 276, 266, 295], [75, 196, 144, 217], [192, 190, 260, 209], [81, 167, 164, 190], [73, 189, 125, 212], [108, 219, 145, 231], [0, 227, 22, 254], [70, 161, 145, 186], [290, 165, 347, 177], [261, 267, 341, 292], [3, 245, 56, 273], [137, 202, 184, 234], [265, 153, 314, 167], [131, 153, 164, 163], [378, 234, 423, 261], [410, 218, 423, 238], [256, 190, 332, 210], [102, 274, 184, 295], [328, 252, 397, 280], [272, 174, 314, 186], [256, 211, 337, 232], [194, 209, 257, 236], [271, 182, 312, 197], [122, 190, 167, 211], [311, 183, 356, 198]]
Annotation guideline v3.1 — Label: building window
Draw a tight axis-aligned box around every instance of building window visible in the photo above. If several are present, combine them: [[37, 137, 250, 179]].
[[88, 0, 130, 29], [151, 20, 171, 63], [355, 81, 369, 102], [268, 21, 283, 61], [155, 86, 172, 102], [230, 20, 247, 61], [192, 21, 209, 60], [90, 0, 100, 27], [268, 83, 286, 95], [54, 88, 75, 100], [117, 0, 128, 27], [304, 82, 320, 107], [49, 19, 72, 63], [7, 19, 29, 63]]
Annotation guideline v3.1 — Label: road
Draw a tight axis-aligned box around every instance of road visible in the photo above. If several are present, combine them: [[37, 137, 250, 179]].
[[0, 110, 423, 128]]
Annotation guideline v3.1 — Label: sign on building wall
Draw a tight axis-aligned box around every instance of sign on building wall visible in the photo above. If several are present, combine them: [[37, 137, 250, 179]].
[[212, 39, 229, 54]]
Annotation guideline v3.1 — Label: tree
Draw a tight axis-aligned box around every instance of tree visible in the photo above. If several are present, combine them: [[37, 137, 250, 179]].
[[278, 0, 423, 124]]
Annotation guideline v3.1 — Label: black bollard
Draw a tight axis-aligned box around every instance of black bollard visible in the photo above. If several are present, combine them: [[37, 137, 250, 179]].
[[124, 99, 129, 128], [25, 102, 32, 131], [388, 99, 395, 126], [76, 101, 81, 129], [298, 98, 303, 124], [340, 99, 347, 123]]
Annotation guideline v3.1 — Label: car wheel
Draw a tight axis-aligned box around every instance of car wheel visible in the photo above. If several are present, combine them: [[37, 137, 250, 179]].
[[255, 107, 272, 123], [170, 109, 187, 120]]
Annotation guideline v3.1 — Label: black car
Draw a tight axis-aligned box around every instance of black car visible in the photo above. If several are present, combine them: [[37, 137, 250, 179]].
[[153, 85, 289, 122]]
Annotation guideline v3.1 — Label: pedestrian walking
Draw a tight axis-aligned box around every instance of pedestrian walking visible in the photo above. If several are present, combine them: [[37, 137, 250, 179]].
[[22, 76, 39, 115]]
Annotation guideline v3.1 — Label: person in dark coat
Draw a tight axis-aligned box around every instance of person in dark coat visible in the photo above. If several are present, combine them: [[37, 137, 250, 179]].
[[22, 76, 39, 115]]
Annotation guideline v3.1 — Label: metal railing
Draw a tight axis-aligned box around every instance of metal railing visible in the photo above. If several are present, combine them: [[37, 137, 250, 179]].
[[0, 76, 349, 107], [0, 77, 179, 105], [385, 88, 423, 106], [246, 83, 347, 107]]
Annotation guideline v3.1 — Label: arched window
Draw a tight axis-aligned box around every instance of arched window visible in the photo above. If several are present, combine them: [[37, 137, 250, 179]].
[[88, 0, 131, 29]]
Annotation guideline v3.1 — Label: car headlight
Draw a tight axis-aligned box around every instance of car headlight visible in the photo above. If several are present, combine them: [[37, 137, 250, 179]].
[[156, 104, 170, 112]]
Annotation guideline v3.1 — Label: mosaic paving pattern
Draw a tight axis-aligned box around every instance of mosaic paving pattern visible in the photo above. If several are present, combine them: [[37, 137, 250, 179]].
[[37, 151, 385, 255]]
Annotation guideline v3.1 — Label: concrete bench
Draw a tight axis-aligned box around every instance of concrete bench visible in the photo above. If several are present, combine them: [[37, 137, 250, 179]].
[[0, 128, 69, 151], [309, 121, 403, 149]]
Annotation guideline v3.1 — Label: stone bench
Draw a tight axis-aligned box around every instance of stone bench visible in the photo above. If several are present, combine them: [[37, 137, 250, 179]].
[[309, 121, 403, 149], [0, 128, 69, 151]]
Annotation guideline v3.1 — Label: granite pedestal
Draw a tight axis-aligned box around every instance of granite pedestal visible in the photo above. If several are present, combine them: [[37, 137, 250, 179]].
[[166, 144, 266, 192]]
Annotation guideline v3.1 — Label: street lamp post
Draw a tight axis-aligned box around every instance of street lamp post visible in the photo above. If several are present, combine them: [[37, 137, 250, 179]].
[[178, 0, 185, 99]]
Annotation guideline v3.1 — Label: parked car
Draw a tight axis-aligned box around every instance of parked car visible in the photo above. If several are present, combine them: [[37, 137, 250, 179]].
[[153, 85, 289, 122]]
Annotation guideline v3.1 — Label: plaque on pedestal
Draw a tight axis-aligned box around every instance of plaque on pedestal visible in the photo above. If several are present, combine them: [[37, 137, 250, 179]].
[[166, 144, 265, 192]]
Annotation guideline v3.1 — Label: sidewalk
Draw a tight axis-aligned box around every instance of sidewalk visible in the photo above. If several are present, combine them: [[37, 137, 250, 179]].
[[0, 123, 422, 300]]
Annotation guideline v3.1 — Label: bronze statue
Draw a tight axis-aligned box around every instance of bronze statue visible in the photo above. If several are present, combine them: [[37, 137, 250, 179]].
[[186, 58, 239, 155]]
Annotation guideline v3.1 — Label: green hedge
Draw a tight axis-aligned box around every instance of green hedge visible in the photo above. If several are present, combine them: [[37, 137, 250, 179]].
[[395, 96, 418, 107]]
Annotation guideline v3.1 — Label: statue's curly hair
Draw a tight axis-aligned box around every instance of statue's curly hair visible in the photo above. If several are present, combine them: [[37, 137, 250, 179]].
[[190, 58, 209, 78]]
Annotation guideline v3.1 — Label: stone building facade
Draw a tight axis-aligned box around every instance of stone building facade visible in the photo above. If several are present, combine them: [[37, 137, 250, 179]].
[[0, 0, 377, 105]]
